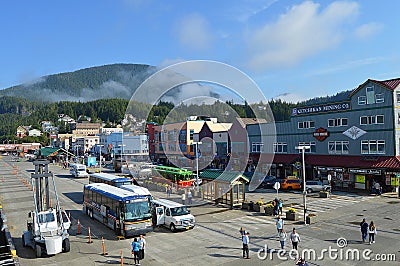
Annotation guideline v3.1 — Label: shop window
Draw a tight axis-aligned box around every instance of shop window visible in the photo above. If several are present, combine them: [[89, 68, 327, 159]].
[[274, 142, 288, 153]]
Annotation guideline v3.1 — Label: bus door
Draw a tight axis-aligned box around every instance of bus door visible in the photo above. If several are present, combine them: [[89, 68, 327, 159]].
[[156, 206, 165, 226]]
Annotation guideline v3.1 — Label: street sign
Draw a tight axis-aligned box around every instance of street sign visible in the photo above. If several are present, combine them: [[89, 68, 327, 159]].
[[273, 182, 280, 190], [327, 174, 332, 181]]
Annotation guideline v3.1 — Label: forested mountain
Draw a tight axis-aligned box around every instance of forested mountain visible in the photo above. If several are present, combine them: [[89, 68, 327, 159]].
[[0, 64, 156, 102]]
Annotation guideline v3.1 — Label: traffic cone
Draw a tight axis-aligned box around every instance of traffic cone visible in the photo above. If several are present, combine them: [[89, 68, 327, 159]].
[[120, 250, 124, 266], [77, 219, 81, 235], [101, 237, 108, 255], [87, 226, 93, 243]]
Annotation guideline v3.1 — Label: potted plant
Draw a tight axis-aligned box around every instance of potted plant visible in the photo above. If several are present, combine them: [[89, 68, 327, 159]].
[[319, 190, 329, 198], [253, 200, 264, 212], [306, 213, 317, 224], [242, 201, 249, 209], [286, 207, 298, 221], [264, 203, 274, 215]]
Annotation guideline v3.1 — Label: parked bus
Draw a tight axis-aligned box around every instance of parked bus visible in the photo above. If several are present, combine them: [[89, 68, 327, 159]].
[[83, 183, 153, 237], [89, 173, 132, 188], [69, 163, 89, 178], [152, 166, 196, 188], [120, 184, 153, 201]]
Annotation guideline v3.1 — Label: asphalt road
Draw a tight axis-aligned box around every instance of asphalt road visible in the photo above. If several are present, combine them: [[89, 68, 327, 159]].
[[0, 157, 399, 266]]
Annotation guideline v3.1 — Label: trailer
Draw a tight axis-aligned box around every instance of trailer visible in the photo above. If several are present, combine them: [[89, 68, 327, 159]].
[[21, 160, 71, 257]]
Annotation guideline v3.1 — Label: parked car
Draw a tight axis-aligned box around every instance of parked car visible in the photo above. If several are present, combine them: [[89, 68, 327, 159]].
[[305, 181, 330, 193], [280, 178, 301, 190], [260, 176, 277, 188]]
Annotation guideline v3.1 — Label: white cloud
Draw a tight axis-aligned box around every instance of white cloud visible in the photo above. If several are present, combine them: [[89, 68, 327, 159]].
[[354, 22, 383, 39], [176, 14, 213, 51], [246, 1, 359, 70], [273, 92, 309, 103]]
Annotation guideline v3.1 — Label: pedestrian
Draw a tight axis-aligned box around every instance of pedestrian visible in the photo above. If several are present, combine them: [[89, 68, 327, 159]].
[[278, 228, 287, 250], [139, 234, 146, 260], [242, 231, 250, 259], [181, 191, 186, 205], [273, 198, 279, 215], [360, 218, 369, 243], [131, 237, 141, 265], [278, 199, 283, 215], [290, 228, 301, 250], [296, 257, 309, 266], [276, 215, 284, 234], [187, 190, 193, 205], [374, 182, 381, 195], [239, 227, 246, 239], [167, 185, 171, 198], [368, 221, 377, 244]]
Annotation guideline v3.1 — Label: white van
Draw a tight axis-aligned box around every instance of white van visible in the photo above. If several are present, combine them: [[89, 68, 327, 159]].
[[69, 163, 89, 178], [151, 199, 195, 232]]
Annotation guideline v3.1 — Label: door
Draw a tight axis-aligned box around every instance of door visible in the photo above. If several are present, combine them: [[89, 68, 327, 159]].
[[61, 210, 71, 230], [156, 207, 165, 226]]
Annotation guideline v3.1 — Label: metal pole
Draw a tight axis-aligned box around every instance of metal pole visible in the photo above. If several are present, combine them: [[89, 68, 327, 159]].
[[196, 143, 199, 190], [99, 146, 102, 173], [302, 148, 307, 225]]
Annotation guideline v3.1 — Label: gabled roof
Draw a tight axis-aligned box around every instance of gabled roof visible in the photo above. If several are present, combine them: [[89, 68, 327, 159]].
[[205, 121, 232, 133], [350, 78, 400, 97], [236, 118, 267, 128]]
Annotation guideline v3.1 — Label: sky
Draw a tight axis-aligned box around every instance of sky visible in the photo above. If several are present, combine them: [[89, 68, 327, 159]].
[[1, 0, 400, 103]]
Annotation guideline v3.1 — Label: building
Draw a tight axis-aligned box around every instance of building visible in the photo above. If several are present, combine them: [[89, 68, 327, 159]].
[[72, 122, 101, 136], [28, 128, 42, 137], [248, 78, 400, 192], [16, 126, 31, 138]]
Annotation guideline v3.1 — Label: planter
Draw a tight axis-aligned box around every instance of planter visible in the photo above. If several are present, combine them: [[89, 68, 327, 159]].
[[253, 204, 261, 212], [319, 191, 330, 198], [306, 215, 317, 224], [242, 202, 249, 209], [248, 201, 254, 211], [286, 212, 298, 221], [264, 207, 274, 216]]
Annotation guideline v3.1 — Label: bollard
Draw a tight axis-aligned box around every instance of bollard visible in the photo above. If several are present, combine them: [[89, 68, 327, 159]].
[[101, 237, 108, 255], [120, 250, 124, 266], [87, 226, 93, 243], [77, 219, 81, 235]]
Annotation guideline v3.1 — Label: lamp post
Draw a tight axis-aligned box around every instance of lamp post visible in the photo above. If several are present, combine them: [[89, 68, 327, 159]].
[[296, 145, 310, 225], [98, 145, 104, 173], [193, 141, 202, 190]]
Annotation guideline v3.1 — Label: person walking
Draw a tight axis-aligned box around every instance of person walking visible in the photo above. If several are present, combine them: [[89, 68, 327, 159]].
[[278, 228, 287, 250], [290, 228, 301, 250], [368, 221, 377, 244], [131, 237, 141, 266], [167, 185, 171, 198], [360, 218, 369, 243], [187, 190, 193, 205], [276, 215, 284, 234], [374, 182, 381, 195], [181, 192, 186, 205], [139, 234, 146, 260], [278, 199, 283, 215], [242, 231, 250, 259]]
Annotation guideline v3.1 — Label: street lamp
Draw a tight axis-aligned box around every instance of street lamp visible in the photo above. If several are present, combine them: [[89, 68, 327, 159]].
[[193, 141, 202, 190], [296, 145, 310, 225], [98, 145, 104, 173]]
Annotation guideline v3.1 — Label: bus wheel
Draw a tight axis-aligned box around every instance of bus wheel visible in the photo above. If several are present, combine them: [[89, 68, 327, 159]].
[[170, 223, 176, 232], [22, 234, 26, 247], [35, 244, 42, 258]]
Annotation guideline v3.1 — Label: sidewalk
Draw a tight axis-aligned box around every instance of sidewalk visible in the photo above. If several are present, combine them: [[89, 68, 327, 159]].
[[149, 189, 211, 207]]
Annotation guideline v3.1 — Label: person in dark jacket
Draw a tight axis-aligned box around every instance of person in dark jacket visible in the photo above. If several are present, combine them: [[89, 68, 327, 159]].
[[360, 218, 369, 242]]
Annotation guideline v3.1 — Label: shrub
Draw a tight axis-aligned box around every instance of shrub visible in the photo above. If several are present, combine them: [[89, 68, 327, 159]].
[[255, 200, 264, 206], [287, 207, 297, 213], [265, 203, 274, 208]]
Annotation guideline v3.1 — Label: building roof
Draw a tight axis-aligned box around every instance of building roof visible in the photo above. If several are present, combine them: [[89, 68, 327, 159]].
[[236, 118, 268, 128], [205, 121, 232, 132], [200, 169, 249, 183], [305, 154, 400, 169], [350, 78, 400, 97]]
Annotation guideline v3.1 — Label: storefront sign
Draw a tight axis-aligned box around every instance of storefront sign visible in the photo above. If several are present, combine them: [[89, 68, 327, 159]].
[[291, 101, 351, 116], [349, 168, 381, 175], [355, 174, 365, 183], [391, 177, 400, 186], [316, 167, 344, 172], [313, 127, 330, 141]]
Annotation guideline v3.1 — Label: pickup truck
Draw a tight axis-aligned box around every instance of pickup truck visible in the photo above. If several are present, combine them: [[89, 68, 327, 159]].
[[305, 181, 330, 193]]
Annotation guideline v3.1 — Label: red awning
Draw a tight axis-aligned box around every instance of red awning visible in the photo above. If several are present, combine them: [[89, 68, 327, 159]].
[[305, 154, 400, 169]]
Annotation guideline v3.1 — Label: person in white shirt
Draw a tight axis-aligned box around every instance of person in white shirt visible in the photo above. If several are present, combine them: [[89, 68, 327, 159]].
[[181, 192, 186, 205], [290, 228, 301, 250], [139, 235, 146, 260], [276, 215, 284, 233], [278, 229, 287, 250], [242, 232, 250, 259], [187, 190, 193, 205], [368, 221, 377, 244]]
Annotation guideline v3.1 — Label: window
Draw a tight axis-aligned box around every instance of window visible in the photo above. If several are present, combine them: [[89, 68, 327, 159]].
[[273, 142, 288, 153], [328, 141, 349, 154], [328, 118, 348, 127], [168, 143, 176, 152], [298, 121, 315, 129], [252, 142, 264, 153], [358, 96, 366, 105], [360, 115, 384, 125], [189, 129, 194, 140], [297, 142, 316, 153], [375, 94, 384, 103], [397, 92, 400, 103], [361, 140, 385, 154], [366, 87, 375, 104]]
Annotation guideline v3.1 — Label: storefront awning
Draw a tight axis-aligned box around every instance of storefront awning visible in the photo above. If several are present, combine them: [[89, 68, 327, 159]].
[[305, 155, 400, 169]]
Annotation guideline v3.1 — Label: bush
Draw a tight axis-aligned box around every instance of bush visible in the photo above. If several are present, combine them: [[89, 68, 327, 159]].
[[265, 203, 274, 208], [287, 207, 297, 213], [255, 200, 264, 206]]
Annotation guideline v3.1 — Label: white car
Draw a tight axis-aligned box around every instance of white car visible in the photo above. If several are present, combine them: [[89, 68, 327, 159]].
[[305, 181, 330, 193]]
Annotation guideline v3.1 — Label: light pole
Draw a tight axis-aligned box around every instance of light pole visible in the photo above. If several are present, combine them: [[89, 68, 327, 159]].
[[193, 141, 202, 190], [296, 145, 310, 225], [98, 145, 104, 173]]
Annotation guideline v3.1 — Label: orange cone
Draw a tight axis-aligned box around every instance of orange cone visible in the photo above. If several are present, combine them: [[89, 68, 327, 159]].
[[101, 237, 108, 255], [77, 219, 81, 235], [87, 226, 93, 243], [120, 250, 124, 266]]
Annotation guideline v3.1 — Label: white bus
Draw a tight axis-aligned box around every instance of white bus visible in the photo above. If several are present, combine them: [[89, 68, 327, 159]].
[[89, 172, 132, 188], [69, 163, 89, 178], [120, 184, 152, 201], [83, 183, 153, 237]]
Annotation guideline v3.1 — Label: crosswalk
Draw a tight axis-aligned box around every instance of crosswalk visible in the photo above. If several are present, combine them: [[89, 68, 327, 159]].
[[285, 194, 368, 217]]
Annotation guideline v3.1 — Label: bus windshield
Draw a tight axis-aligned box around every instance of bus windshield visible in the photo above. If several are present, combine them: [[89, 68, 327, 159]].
[[125, 201, 151, 221], [116, 181, 133, 188], [171, 206, 190, 216]]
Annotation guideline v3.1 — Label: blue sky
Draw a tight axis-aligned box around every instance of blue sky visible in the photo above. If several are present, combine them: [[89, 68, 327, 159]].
[[1, 0, 399, 103]]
